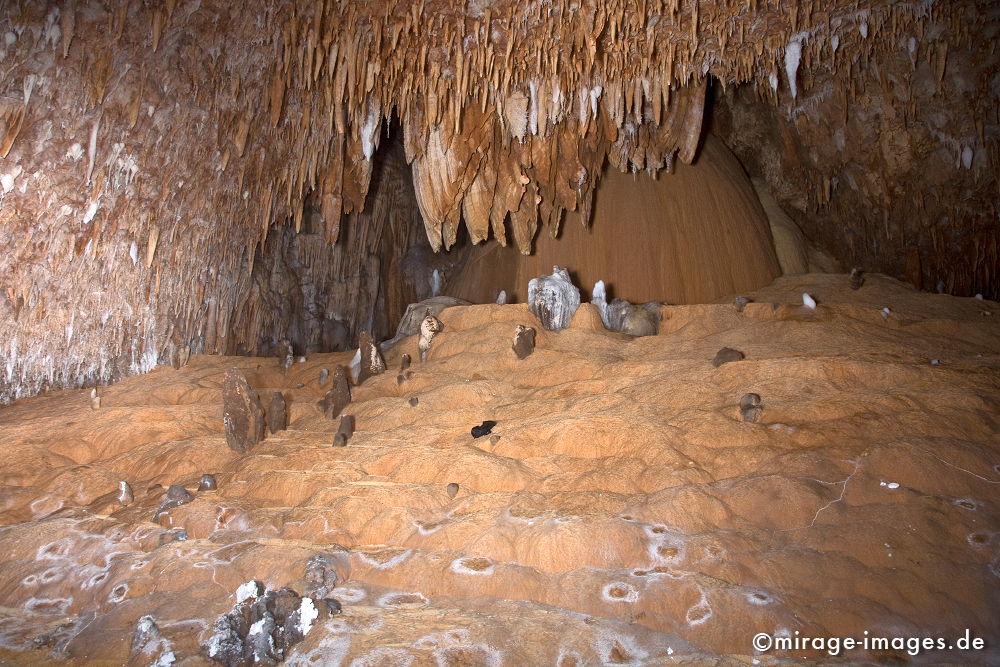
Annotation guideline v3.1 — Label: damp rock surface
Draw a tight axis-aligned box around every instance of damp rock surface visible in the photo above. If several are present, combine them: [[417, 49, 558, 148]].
[[0, 275, 997, 664]]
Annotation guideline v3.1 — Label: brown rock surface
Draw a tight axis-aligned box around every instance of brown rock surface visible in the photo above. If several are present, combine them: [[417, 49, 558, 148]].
[[222, 369, 265, 454], [317, 366, 351, 419], [266, 391, 288, 434], [449, 136, 782, 306], [0, 275, 997, 664], [356, 331, 386, 385]]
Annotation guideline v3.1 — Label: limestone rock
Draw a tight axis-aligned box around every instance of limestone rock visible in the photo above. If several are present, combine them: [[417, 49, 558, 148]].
[[382, 296, 470, 350], [116, 481, 133, 507], [528, 266, 580, 332], [317, 366, 351, 419], [712, 347, 745, 368], [592, 284, 660, 336], [418, 312, 443, 362], [267, 391, 288, 434], [512, 325, 536, 359], [223, 369, 265, 454], [333, 415, 354, 447], [279, 339, 294, 373], [166, 485, 193, 504], [740, 393, 763, 423], [357, 331, 386, 385], [206, 582, 321, 666]]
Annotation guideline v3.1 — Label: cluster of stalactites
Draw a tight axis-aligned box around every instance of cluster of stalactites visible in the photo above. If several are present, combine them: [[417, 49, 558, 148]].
[[248, 0, 968, 254], [0, 0, 977, 262]]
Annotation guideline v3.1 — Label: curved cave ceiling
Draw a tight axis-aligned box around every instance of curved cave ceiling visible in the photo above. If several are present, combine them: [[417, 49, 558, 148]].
[[0, 0, 997, 401]]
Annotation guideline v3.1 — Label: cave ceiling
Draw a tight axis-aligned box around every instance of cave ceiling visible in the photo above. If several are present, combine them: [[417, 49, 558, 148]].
[[0, 0, 996, 400]]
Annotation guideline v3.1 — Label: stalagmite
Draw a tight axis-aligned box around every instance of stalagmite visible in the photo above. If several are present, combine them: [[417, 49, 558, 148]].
[[511, 324, 536, 359], [0, 1, 996, 664], [267, 391, 288, 433], [528, 266, 580, 332], [222, 369, 265, 454], [356, 331, 386, 384]]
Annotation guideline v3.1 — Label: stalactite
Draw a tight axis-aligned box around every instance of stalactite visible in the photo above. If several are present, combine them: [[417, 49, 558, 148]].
[[0, 0, 995, 403]]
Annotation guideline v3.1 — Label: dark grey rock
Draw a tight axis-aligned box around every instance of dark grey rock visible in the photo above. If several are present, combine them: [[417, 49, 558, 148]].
[[740, 393, 763, 423], [317, 366, 351, 419], [849, 267, 865, 290], [223, 369, 266, 454], [528, 266, 580, 331], [333, 415, 354, 446], [166, 485, 193, 503], [471, 420, 496, 438], [712, 347, 745, 368], [267, 391, 288, 434], [512, 324, 536, 359]]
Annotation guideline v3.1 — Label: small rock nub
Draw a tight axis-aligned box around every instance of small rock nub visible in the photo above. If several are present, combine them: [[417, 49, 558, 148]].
[[740, 393, 763, 423], [849, 267, 865, 290], [166, 485, 194, 503], [712, 347, 745, 368], [117, 481, 134, 506], [511, 324, 536, 359]]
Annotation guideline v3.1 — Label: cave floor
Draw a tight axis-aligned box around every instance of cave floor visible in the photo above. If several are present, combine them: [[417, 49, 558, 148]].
[[0, 274, 997, 665]]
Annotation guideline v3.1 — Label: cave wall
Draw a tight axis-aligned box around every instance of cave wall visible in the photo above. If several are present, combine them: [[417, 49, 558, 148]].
[[0, 0, 993, 403], [713, 4, 1000, 299], [447, 134, 782, 305], [236, 134, 431, 359]]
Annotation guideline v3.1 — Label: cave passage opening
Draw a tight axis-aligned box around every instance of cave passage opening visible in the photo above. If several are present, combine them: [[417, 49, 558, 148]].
[[251, 95, 798, 361]]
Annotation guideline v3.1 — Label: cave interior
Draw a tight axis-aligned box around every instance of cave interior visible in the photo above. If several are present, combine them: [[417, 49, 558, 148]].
[[0, 1, 998, 664]]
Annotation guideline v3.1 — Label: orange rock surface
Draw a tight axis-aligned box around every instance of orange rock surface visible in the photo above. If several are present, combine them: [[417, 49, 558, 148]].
[[0, 274, 997, 665]]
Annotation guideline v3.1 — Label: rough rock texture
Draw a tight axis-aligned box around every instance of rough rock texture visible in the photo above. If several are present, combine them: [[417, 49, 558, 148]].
[[448, 136, 782, 305], [381, 296, 469, 351], [240, 136, 440, 360], [511, 325, 536, 360], [222, 369, 265, 454], [266, 391, 288, 434], [417, 312, 444, 363], [206, 582, 320, 666], [0, 275, 996, 664], [355, 331, 385, 386], [1, 1, 992, 403], [713, 7, 999, 299], [317, 366, 351, 419], [528, 266, 581, 332]]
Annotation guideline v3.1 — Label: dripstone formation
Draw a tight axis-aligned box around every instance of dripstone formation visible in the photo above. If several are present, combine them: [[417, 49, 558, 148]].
[[267, 392, 288, 434], [528, 267, 581, 332], [418, 311, 443, 362], [318, 366, 351, 419], [223, 369, 266, 454], [357, 331, 386, 385], [512, 325, 536, 359]]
